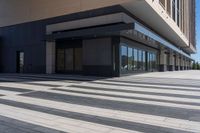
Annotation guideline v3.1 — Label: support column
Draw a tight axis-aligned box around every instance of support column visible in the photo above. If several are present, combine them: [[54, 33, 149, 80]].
[[183, 57, 186, 70], [180, 56, 184, 70], [169, 50, 174, 71], [159, 48, 167, 72], [189, 60, 192, 70], [175, 54, 180, 71], [187, 58, 190, 70], [186, 59, 189, 70], [46, 41, 56, 74]]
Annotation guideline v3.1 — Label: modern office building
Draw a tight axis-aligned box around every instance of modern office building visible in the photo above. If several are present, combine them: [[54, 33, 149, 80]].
[[0, 0, 196, 76]]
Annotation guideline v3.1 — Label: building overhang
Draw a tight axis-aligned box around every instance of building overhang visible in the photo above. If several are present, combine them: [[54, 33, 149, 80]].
[[46, 12, 193, 60], [121, 0, 196, 53]]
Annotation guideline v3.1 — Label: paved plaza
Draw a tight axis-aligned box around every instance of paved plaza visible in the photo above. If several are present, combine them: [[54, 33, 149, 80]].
[[0, 71, 200, 133]]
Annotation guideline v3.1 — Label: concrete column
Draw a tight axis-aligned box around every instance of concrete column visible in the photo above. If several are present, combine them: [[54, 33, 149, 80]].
[[188, 60, 190, 70], [179, 55, 182, 70], [186, 59, 189, 70], [46, 41, 56, 74], [169, 50, 174, 71], [187, 59, 191, 70], [189, 60, 192, 70], [159, 48, 167, 72], [180, 56, 184, 70], [183, 57, 186, 70], [187, 59, 189, 70], [175, 54, 180, 71]]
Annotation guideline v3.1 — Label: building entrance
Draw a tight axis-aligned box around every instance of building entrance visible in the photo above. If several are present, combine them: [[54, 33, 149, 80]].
[[56, 40, 82, 74]]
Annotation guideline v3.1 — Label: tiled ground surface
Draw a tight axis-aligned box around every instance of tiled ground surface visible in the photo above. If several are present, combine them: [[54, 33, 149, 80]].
[[0, 71, 200, 133]]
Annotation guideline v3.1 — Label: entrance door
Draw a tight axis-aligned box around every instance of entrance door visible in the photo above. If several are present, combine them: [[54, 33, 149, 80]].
[[74, 48, 82, 71], [56, 47, 82, 73], [65, 48, 74, 71], [16, 51, 24, 73]]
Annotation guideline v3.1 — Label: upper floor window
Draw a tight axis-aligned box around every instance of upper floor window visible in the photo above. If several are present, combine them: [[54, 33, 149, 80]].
[[172, 0, 181, 27], [172, 0, 176, 21], [167, 0, 171, 15], [159, 0, 166, 8]]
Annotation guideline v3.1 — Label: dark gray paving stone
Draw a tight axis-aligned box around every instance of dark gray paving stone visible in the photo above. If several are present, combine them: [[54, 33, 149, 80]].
[[20, 91, 200, 122], [68, 85, 200, 99], [0, 86, 32, 92], [24, 82, 61, 87], [53, 87, 200, 106], [91, 81, 200, 92], [106, 79, 200, 88], [0, 115, 66, 133], [0, 100, 193, 133]]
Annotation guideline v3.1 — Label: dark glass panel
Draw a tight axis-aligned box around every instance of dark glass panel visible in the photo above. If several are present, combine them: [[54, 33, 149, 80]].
[[134, 49, 138, 71], [56, 49, 65, 72], [138, 50, 143, 70], [65, 48, 74, 71], [128, 47, 133, 70], [74, 48, 82, 71], [121, 46, 128, 71]]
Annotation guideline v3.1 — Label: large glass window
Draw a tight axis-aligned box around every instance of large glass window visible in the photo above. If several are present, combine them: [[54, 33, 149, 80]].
[[172, 0, 176, 21], [159, 0, 166, 8], [138, 50, 143, 70], [148, 52, 152, 72], [172, 0, 181, 26], [167, 0, 171, 15], [177, 0, 180, 27], [152, 53, 157, 71], [134, 49, 138, 71], [147, 52, 157, 72], [120, 44, 157, 73], [142, 51, 146, 71], [121, 46, 128, 71], [128, 47, 133, 70]]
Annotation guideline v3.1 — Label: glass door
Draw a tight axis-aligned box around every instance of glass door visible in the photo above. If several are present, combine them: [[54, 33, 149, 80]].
[[56, 47, 82, 73], [65, 48, 74, 71], [16, 51, 24, 73], [56, 49, 65, 72], [74, 48, 82, 71]]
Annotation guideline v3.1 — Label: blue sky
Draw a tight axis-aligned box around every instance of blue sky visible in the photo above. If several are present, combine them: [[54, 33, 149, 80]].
[[191, 0, 200, 62]]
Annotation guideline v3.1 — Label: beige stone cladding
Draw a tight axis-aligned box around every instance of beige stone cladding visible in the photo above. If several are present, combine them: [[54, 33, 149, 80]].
[[0, 0, 131, 27]]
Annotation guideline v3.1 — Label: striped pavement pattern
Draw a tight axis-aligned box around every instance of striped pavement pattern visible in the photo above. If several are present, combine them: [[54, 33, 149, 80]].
[[0, 73, 199, 133]]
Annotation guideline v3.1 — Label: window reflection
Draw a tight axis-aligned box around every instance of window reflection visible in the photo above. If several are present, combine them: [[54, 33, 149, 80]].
[[138, 50, 142, 70], [143, 51, 146, 71], [120, 44, 157, 73], [134, 49, 138, 71], [121, 46, 128, 71], [128, 48, 133, 70], [147, 52, 157, 72]]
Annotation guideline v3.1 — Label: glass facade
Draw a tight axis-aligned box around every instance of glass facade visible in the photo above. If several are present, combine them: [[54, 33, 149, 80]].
[[121, 44, 157, 73], [134, 49, 138, 71], [172, 0, 176, 21], [171, 0, 181, 27], [147, 52, 157, 72], [121, 46, 128, 71], [128, 47, 133, 70], [56, 47, 82, 73]]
